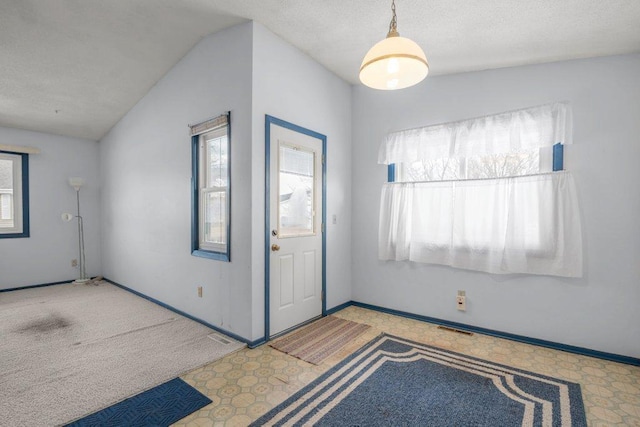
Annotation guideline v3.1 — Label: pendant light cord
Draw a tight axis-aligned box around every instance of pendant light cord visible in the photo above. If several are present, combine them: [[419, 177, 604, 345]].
[[388, 0, 399, 37]]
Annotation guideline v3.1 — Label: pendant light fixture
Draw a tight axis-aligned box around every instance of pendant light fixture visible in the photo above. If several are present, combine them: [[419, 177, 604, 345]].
[[359, 0, 429, 90]]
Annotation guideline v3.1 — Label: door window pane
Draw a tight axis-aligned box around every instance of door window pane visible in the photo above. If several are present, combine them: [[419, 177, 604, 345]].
[[278, 144, 314, 237]]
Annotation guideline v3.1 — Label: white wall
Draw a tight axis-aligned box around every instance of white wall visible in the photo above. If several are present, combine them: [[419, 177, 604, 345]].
[[98, 21, 351, 343], [351, 54, 640, 358], [250, 23, 353, 339], [0, 126, 100, 289], [99, 24, 254, 339], [12, 19, 632, 358]]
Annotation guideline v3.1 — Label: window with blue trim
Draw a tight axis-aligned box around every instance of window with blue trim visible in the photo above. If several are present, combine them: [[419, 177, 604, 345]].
[[379, 103, 583, 277], [0, 150, 29, 239], [190, 113, 230, 261]]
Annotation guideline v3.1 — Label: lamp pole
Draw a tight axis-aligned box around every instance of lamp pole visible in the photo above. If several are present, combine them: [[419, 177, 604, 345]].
[[68, 177, 89, 284], [74, 187, 87, 281]]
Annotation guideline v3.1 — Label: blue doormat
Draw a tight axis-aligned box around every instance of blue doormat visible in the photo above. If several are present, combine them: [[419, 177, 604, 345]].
[[252, 334, 587, 426], [66, 378, 211, 427]]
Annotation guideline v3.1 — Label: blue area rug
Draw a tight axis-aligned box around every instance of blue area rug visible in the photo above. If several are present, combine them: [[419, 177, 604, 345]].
[[252, 334, 587, 426], [66, 378, 211, 427]]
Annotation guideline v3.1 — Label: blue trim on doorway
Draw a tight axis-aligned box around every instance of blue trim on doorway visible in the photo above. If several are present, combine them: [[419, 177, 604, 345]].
[[264, 115, 327, 341], [264, 116, 272, 342], [103, 278, 255, 347], [0, 279, 74, 293], [349, 301, 640, 366], [321, 130, 327, 317]]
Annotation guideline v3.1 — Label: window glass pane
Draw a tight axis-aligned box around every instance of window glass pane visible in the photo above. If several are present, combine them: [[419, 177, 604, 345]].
[[202, 190, 226, 245], [466, 150, 539, 179], [399, 150, 540, 182], [0, 158, 15, 228], [206, 134, 228, 188], [0, 158, 13, 188], [400, 158, 462, 182], [0, 194, 13, 224], [279, 145, 314, 236]]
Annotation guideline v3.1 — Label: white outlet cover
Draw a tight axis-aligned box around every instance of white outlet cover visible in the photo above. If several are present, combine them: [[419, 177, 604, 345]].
[[456, 295, 467, 311]]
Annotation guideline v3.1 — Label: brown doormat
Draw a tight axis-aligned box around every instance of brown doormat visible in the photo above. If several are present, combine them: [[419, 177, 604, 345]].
[[269, 315, 371, 365]]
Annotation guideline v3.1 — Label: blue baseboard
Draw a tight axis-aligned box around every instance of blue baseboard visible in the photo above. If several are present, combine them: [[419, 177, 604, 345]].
[[247, 338, 267, 349], [10, 279, 634, 365], [103, 278, 255, 347], [326, 301, 353, 315], [0, 279, 74, 293], [348, 301, 640, 366]]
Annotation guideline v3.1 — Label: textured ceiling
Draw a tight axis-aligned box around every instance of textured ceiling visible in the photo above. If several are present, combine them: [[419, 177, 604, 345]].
[[1, 0, 640, 141]]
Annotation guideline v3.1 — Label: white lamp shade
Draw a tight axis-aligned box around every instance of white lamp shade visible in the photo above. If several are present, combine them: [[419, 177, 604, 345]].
[[69, 177, 84, 191], [359, 36, 429, 90]]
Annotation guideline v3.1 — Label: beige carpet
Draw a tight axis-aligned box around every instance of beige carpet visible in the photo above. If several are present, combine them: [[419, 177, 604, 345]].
[[269, 315, 371, 365], [0, 282, 244, 426]]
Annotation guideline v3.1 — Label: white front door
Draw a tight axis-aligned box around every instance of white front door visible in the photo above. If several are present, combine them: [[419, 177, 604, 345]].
[[267, 118, 324, 337]]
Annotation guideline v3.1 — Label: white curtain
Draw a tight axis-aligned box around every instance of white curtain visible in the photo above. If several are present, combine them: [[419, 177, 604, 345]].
[[379, 172, 583, 277], [378, 102, 572, 166]]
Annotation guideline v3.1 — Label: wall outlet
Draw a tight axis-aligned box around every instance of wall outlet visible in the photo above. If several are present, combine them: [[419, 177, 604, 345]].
[[197, 286, 203, 298], [456, 290, 466, 311], [71, 259, 78, 267]]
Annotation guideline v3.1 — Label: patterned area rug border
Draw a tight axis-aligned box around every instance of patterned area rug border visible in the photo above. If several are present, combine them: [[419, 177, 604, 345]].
[[255, 333, 587, 426], [66, 378, 211, 426], [269, 315, 371, 365]]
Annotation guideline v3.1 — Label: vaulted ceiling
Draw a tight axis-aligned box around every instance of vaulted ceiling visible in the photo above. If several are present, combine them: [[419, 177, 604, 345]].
[[2, 0, 639, 141]]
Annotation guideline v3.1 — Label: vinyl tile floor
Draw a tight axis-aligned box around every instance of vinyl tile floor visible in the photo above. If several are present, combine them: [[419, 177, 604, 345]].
[[174, 306, 640, 426]]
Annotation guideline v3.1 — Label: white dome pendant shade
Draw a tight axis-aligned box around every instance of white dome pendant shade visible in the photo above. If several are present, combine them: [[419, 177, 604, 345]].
[[359, 0, 429, 90], [359, 36, 429, 90]]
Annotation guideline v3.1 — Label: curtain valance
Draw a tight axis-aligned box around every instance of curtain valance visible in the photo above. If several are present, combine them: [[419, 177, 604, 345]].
[[378, 102, 572, 165]]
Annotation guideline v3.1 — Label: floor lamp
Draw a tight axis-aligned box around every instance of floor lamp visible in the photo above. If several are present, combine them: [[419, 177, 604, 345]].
[[63, 177, 89, 284]]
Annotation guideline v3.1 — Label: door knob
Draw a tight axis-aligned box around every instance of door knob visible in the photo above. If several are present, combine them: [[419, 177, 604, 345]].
[[271, 244, 280, 251]]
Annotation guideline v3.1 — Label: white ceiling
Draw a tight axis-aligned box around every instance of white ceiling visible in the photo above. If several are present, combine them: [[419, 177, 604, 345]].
[[2, 0, 639, 141]]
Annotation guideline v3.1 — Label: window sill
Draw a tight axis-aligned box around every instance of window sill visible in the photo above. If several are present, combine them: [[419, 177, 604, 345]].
[[0, 231, 29, 239], [191, 249, 230, 262]]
